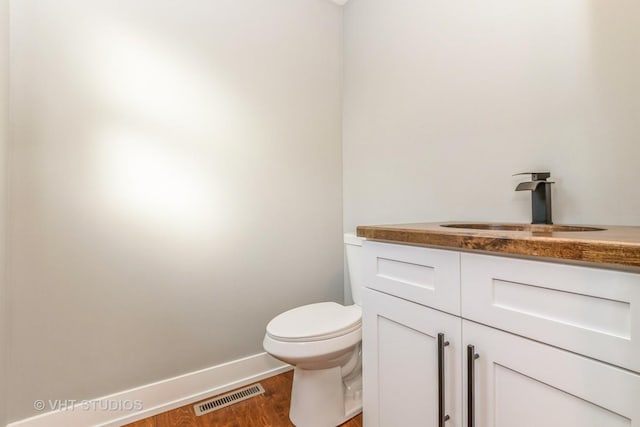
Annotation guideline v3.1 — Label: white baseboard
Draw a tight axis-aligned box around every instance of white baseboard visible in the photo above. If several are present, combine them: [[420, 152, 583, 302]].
[[8, 352, 291, 427]]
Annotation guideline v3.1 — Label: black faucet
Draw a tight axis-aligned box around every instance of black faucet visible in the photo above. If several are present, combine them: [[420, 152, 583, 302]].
[[514, 172, 554, 224]]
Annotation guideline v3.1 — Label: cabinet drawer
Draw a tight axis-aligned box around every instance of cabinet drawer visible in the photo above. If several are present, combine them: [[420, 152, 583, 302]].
[[363, 241, 460, 315], [461, 253, 640, 372]]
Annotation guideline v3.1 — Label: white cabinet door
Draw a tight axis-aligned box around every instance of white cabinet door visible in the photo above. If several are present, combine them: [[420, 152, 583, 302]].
[[463, 320, 640, 427], [363, 288, 462, 427]]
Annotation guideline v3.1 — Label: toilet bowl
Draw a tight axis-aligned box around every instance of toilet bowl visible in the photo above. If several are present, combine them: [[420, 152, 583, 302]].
[[263, 233, 364, 427]]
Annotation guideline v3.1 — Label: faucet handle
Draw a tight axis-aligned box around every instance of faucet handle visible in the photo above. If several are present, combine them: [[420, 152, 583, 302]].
[[513, 172, 551, 181]]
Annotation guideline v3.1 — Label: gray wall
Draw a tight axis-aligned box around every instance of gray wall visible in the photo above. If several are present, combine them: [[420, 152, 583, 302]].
[[0, 0, 8, 425], [8, 0, 343, 422], [343, 0, 640, 232]]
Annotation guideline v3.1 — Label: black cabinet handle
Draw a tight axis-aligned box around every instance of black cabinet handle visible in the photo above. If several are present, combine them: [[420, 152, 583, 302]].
[[437, 333, 450, 426], [467, 345, 480, 427]]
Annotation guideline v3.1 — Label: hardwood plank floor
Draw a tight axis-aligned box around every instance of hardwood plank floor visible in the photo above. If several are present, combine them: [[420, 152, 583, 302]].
[[124, 371, 363, 427]]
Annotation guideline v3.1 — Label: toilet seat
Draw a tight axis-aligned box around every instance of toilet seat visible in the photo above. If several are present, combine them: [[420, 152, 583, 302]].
[[263, 325, 361, 367], [266, 302, 362, 342]]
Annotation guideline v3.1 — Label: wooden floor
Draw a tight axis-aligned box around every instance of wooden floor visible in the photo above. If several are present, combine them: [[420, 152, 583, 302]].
[[124, 371, 363, 427]]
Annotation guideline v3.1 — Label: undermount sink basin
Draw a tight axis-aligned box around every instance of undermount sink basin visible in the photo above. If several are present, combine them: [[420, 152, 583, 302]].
[[441, 223, 606, 233]]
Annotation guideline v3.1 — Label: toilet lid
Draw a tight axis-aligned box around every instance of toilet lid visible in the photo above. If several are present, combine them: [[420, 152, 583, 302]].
[[266, 302, 362, 342]]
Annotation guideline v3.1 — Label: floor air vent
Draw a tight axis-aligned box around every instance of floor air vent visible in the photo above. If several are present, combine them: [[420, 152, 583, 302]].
[[194, 383, 265, 416]]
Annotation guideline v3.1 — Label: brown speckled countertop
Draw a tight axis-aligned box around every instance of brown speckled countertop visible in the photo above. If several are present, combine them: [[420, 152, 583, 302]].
[[356, 222, 640, 270]]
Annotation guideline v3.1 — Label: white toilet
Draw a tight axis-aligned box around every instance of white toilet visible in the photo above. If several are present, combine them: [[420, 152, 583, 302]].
[[263, 233, 364, 427]]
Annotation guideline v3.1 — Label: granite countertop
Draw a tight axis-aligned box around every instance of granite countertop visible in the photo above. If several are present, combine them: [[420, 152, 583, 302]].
[[356, 222, 640, 270]]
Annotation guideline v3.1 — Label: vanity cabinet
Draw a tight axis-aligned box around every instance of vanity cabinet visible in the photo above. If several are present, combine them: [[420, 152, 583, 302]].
[[362, 240, 640, 427]]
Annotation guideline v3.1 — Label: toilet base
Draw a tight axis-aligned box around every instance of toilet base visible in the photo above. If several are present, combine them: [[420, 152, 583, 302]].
[[289, 366, 362, 427]]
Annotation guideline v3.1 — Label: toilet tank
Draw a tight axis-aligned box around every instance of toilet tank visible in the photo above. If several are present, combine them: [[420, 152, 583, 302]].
[[344, 233, 365, 306]]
